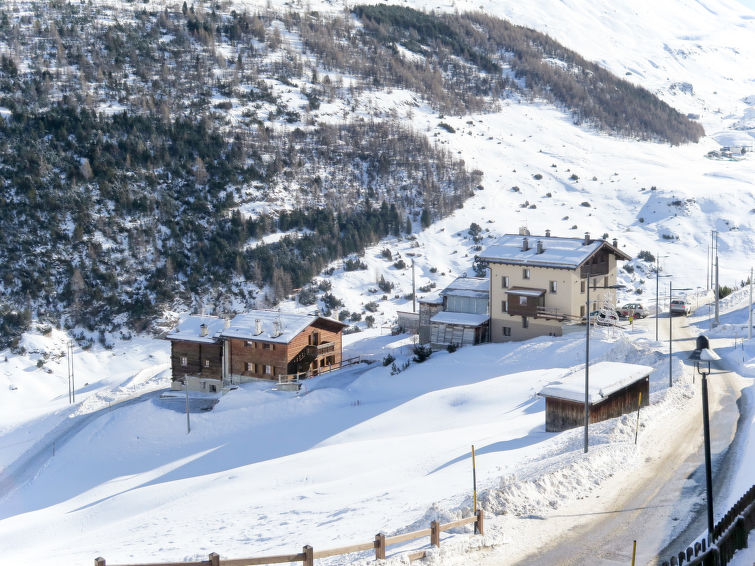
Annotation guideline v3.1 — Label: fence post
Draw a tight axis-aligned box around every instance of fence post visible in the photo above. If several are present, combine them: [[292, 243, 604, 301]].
[[476, 509, 485, 536], [694, 541, 701, 556], [95, 559, 106, 566], [209, 553, 219, 566], [678, 551, 686, 564], [303, 545, 313, 566], [375, 533, 386, 560], [430, 520, 440, 547]]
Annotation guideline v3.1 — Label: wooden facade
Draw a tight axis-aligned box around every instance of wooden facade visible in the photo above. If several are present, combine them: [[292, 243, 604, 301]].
[[167, 314, 347, 389], [227, 318, 344, 381], [505, 288, 545, 317], [170, 341, 223, 382], [543, 376, 649, 432]]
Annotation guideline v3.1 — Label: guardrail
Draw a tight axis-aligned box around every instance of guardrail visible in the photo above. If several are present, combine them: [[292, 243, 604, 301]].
[[95, 510, 483, 566], [660, 484, 755, 566]]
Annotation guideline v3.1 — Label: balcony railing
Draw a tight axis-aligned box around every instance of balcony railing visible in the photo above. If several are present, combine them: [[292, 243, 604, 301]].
[[305, 342, 335, 356], [535, 306, 585, 322]]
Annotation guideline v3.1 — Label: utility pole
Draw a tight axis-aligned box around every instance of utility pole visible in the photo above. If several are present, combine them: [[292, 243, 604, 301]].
[[710, 231, 715, 290], [412, 259, 416, 313], [749, 267, 752, 341], [584, 270, 591, 454], [706, 244, 709, 292], [67, 340, 75, 404], [185, 379, 191, 434], [656, 254, 660, 342], [714, 245, 720, 327]]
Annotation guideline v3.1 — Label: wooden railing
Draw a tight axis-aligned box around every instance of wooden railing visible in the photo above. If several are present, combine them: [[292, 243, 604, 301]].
[[660, 484, 755, 566], [278, 356, 362, 384], [95, 510, 484, 566]]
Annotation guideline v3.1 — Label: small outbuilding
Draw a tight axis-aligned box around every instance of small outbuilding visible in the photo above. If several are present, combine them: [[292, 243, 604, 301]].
[[539, 361, 652, 432]]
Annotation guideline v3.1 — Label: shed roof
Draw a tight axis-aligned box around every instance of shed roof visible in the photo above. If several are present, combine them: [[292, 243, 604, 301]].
[[477, 234, 630, 269], [539, 362, 653, 404], [430, 312, 489, 326]]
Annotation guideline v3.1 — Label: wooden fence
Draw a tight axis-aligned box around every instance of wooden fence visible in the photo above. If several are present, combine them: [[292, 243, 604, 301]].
[[660, 484, 755, 566], [95, 510, 483, 566]]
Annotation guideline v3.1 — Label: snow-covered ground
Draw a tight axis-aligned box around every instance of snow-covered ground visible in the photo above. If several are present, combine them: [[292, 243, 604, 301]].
[[0, 298, 752, 564], [1, 0, 755, 563]]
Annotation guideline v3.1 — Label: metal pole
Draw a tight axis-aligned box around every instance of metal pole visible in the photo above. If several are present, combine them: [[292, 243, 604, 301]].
[[701, 370, 715, 541], [67, 341, 72, 404], [412, 259, 416, 313], [656, 255, 660, 341], [70, 341, 75, 403], [185, 379, 191, 434], [706, 244, 710, 292], [584, 273, 590, 453], [714, 234, 720, 326], [472, 444, 478, 533], [711, 231, 715, 290], [749, 267, 752, 341], [669, 281, 673, 388]]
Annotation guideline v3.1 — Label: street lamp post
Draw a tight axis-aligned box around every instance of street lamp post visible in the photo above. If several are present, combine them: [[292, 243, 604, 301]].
[[688, 337, 720, 543], [669, 282, 693, 388], [584, 274, 624, 453]]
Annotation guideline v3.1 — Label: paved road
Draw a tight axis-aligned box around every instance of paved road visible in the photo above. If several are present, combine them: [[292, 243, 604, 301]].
[[482, 313, 744, 566]]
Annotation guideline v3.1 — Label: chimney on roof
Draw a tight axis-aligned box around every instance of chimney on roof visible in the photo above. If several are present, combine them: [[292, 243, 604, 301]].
[[584, 232, 591, 245], [536, 240, 544, 254], [518, 226, 531, 236], [522, 237, 529, 251], [224, 317, 230, 329], [200, 323, 208, 337], [254, 319, 263, 335], [612, 238, 618, 248], [545, 229, 551, 238], [272, 320, 282, 338]]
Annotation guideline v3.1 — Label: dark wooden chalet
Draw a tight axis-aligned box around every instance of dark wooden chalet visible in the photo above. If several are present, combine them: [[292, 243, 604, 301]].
[[166, 311, 347, 391], [539, 362, 652, 432]]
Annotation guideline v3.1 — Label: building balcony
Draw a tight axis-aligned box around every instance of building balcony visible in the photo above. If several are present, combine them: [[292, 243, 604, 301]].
[[306, 342, 335, 356]]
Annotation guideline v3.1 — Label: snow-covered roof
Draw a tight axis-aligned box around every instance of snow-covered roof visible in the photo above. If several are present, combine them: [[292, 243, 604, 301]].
[[221, 310, 318, 343], [419, 293, 443, 305], [507, 287, 546, 297], [442, 276, 489, 293], [477, 234, 630, 269], [539, 362, 653, 404], [167, 315, 228, 344], [168, 311, 345, 345], [430, 312, 490, 326]]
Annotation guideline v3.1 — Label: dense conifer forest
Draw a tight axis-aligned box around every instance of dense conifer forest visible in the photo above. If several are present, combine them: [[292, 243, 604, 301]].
[[0, 1, 703, 345]]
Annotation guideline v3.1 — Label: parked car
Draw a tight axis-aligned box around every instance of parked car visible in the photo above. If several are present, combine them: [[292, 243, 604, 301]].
[[584, 309, 620, 326], [670, 299, 692, 316], [618, 303, 647, 319]]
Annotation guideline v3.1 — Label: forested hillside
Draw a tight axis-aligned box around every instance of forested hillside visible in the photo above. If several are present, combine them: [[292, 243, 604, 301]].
[[0, 1, 703, 345]]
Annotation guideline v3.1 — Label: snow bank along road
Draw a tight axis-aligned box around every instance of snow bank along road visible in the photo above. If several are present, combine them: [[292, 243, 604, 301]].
[[493, 314, 744, 565], [0, 371, 167, 510]]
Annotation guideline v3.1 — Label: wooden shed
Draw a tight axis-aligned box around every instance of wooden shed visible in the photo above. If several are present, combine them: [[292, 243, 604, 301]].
[[539, 362, 652, 432]]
